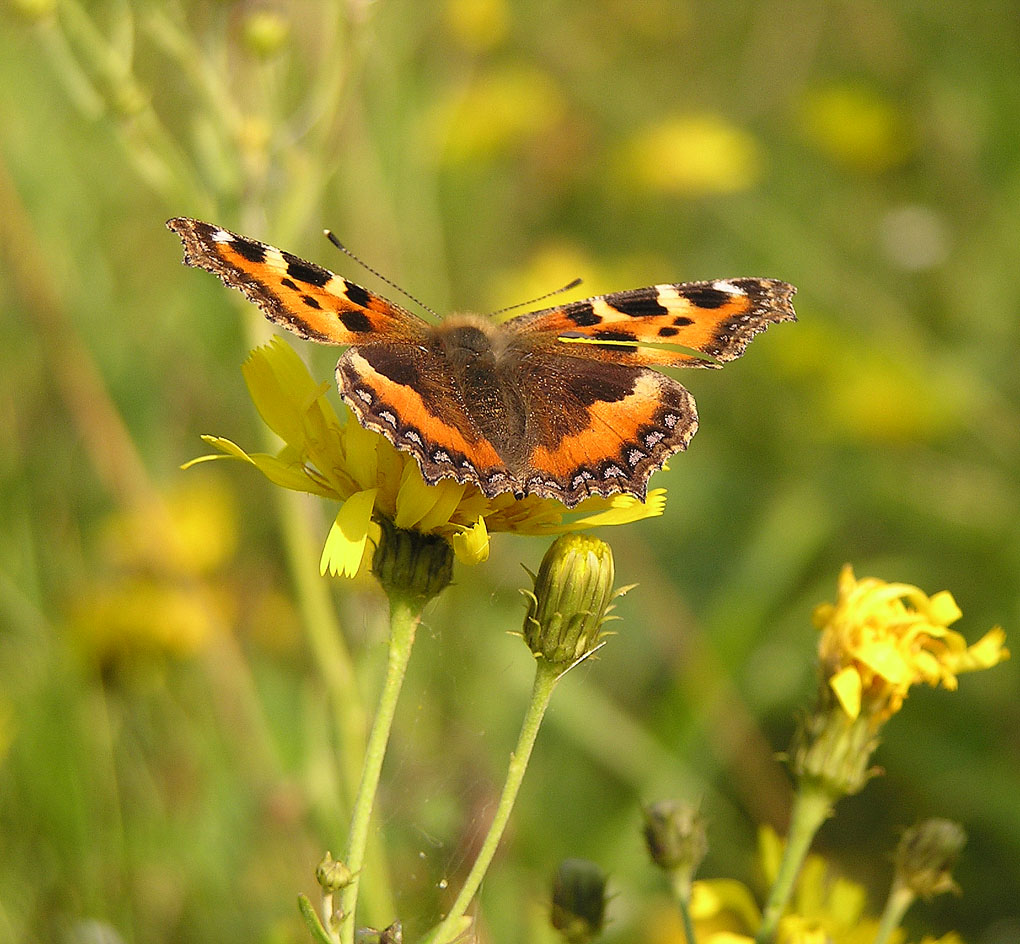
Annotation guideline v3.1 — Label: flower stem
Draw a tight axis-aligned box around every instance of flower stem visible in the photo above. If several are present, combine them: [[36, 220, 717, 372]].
[[337, 593, 422, 944], [671, 874, 697, 944], [422, 661, 562, 944], [755, 783, 833, 943], [873, 884, 915, 944]]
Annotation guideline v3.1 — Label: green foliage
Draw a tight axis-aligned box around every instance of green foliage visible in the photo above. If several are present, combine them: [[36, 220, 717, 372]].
[[1, 1, 1017, 942]]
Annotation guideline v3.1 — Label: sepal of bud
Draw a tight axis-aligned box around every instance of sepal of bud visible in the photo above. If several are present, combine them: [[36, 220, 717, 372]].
[[894, 818, 966, 900], [522, 534, 617, 668], [550, 858, 608, 944], [790, 688, 880, 800], [373, 516, 453, 606]]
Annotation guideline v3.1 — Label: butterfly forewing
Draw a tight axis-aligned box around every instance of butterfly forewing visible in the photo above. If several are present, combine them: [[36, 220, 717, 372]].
[[509, 278, 796, 367], [167, 218, 426, 346]]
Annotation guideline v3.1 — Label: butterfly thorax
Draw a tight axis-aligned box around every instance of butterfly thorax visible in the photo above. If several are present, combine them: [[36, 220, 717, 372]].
[[430, 315, 528, 462]]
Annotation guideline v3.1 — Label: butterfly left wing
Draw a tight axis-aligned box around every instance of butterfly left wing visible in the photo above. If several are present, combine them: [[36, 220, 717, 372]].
[[167, 218, 427, 345], [508, 278, 796, 367]]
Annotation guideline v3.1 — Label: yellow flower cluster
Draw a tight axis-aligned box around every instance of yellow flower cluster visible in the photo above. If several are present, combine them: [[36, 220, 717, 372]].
[[189, 339, 667, 578], [814, 565, 1009, 723]]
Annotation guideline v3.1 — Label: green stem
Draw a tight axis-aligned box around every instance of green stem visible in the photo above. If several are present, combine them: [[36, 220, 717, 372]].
[[337, 594, 422, 944], [873, 883, 915, 944], [671, 874, 697, 944], [755, 783, 833, 944], [422, 661, 562, 944]]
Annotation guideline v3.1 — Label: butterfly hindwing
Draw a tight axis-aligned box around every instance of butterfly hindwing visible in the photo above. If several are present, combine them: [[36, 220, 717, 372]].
[[167, 218, 426, 346], [508, 278, 796, 368]]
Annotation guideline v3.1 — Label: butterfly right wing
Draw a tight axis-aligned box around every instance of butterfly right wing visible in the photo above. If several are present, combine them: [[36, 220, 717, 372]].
[[167, 218, 427, 345]]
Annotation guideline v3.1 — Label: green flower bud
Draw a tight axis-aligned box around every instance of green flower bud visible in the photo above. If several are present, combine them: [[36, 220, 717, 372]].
[[522, 534, 617, 667], [894, 818, 966, 900], [315, 851, 354, 892], [642, 800, 707, 899], [550, 858, 607, 943], [372, 516, 453, 606]]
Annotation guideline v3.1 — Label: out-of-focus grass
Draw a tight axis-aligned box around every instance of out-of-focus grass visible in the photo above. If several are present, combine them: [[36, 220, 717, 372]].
[[1, 1, 1018, 942]]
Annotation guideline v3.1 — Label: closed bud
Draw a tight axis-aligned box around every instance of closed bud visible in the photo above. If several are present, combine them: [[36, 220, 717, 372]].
[[894, 818, 966, 900], [522, 534, 617, 667], [316, 851, 354, 892], [373, 516, 453, 606], [643, 800, 707, 899], [550, 858, 607, 943]]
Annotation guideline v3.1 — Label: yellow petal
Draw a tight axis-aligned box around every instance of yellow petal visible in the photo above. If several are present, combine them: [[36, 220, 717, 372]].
[[946, 626, 1010, 674], [320, 489, 378, 577], [189, 437, 337, 497], [927, 590, 962, 625], [829, 665, 862, 719], [565, 489, 668, 530], [342, 415, 380, 490], [242, 339, 324, 448], [452, 517, 490, 564], [393, 464, 465, 530], [690, 878, 761, 931]]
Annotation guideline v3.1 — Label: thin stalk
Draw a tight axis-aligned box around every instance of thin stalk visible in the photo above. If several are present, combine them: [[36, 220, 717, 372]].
[[422, 661, 562, 944], [671, 875, 697, 944], [755, 783, 832, 943], [336, 595, 422, 944], [872, 884, 914, 944]]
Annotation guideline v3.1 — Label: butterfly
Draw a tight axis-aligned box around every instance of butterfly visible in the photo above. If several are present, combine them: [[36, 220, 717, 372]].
[[167, 218, 796, 508]]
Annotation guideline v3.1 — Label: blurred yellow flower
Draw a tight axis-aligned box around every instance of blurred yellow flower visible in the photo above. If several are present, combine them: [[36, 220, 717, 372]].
[[800, 84, 912, 173], [68, 480, 239, 664], [444, 0, 508, 51], [429, 64, 566, 164], [190, 338, 667, 578], [814, 565, 1009, 722], [619, 114, 762, 196]]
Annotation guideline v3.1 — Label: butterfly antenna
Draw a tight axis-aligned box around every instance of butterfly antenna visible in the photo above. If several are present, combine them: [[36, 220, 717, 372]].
[[488, 277, 584, 317], [324, 230, 439, 318]]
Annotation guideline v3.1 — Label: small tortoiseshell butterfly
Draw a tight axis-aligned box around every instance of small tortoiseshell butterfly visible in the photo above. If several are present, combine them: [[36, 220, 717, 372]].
[[168, 218, 796, 508]]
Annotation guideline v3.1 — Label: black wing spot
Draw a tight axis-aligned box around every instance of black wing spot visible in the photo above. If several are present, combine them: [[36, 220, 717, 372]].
[[302, 295, 322, 310], [685, 288, 730, 309], [280, 277, 298, 290], [343, 280, 372, 309], [339, 309, 373, 334], [673, 315, 694, 326], [232, 237, 267, 263], [565, 303, 600, 327], [658, 326, 679, 337], [604, 289, 669, 318], [282, 251, 332, 287]]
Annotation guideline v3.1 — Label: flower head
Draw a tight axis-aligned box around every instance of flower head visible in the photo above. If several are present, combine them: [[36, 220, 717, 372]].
[[188, 339, 666, 578], [814, 565, 1009, 724]]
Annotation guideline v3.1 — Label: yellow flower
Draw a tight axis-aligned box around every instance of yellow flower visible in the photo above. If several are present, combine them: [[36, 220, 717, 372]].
[[618, 114, 762, 196], [814, 565, 1009, 722], [799, 84, 912, 173], [189, 338, 667, 578]]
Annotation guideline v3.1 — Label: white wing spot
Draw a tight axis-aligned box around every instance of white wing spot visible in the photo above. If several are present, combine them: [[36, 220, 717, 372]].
[[212, 230, 232, 243], [644, 430, 665, 447], [355, 388, 373, 404], [379, 410, 397, 427], [404, 430, 423, 445], [432, 450, 451, 464], [713, 279, 745, 295], [602, 464, 625, 479], [627, 448, 646, 467], [663, 413, 678, 429]]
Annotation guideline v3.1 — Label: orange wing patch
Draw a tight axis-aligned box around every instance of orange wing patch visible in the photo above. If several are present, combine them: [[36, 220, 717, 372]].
[[337, 349, 512, 496], [510, 278, 796, 368], [167, 218, 425, 346], [522, 370, 697, 505]]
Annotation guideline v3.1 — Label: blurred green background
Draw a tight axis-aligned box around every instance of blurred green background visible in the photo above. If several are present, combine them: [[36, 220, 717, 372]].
[[1, 0, 1018, 942]]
